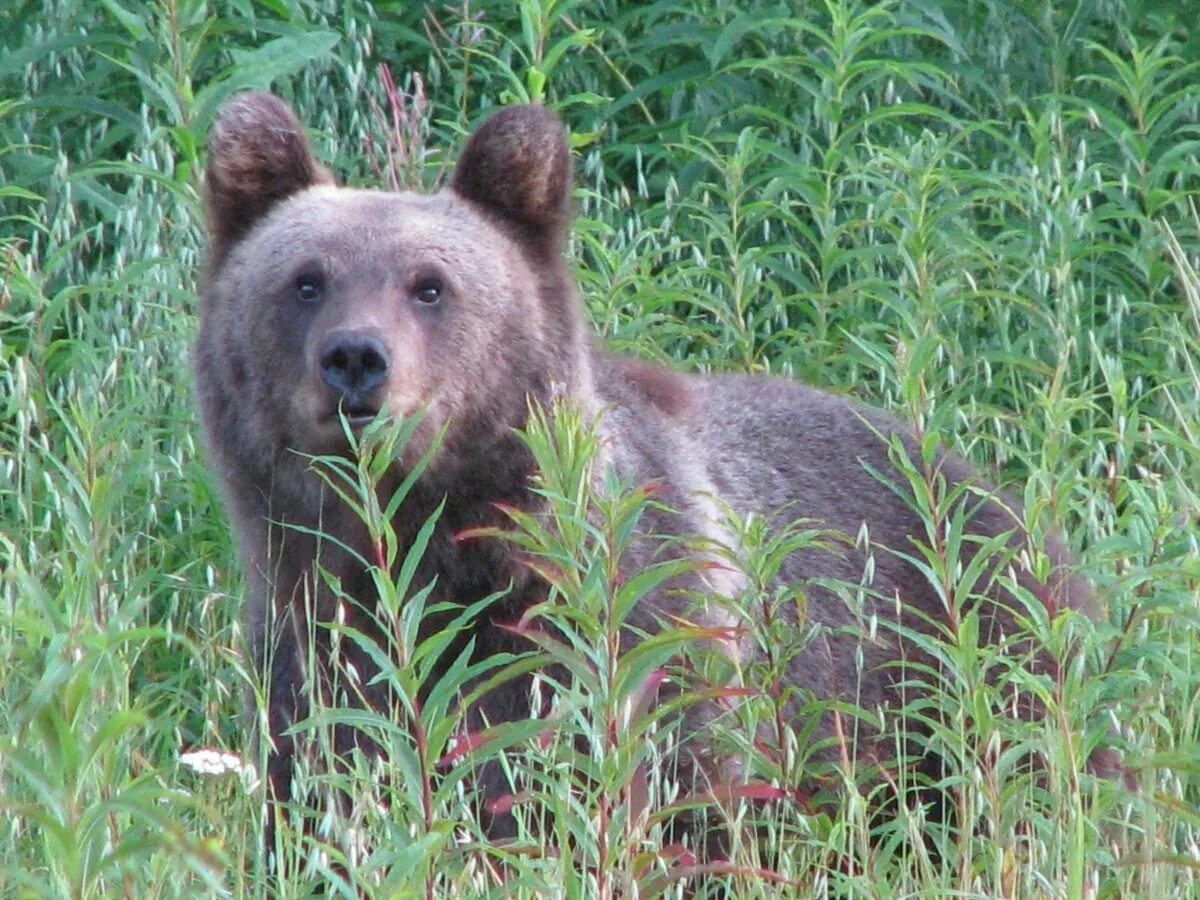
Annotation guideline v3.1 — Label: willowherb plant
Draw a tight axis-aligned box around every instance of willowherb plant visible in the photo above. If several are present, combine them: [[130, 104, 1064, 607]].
[[456, 400, 710, 895], [256, 411, 547, 895], [2, 2, 1198, 898], [363, 64, 438, 193]]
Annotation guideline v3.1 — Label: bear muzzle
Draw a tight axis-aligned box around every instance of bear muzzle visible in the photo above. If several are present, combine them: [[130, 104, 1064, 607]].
[[317, 329, 391, 425]]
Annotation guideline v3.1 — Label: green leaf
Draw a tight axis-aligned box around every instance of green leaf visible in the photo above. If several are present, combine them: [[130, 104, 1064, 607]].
[[192, 30, 340, 133]]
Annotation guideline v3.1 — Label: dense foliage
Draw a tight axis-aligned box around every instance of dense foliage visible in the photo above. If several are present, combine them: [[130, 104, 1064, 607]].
[[1, 0, 1197, 896]]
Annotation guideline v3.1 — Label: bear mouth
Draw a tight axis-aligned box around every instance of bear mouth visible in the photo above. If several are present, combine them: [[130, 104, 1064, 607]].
[[327, 403, 382, 429]]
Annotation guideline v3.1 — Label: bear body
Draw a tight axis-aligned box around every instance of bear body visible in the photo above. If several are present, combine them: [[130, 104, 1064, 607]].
[[195, 93, 1092, 841]]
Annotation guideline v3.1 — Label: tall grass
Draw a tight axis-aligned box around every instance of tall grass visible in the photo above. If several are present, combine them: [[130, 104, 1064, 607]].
[[1, 0, 1198, 896]]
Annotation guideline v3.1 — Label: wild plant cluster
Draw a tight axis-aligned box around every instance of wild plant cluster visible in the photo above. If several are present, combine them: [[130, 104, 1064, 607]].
[[1, 0, 1198, 896]]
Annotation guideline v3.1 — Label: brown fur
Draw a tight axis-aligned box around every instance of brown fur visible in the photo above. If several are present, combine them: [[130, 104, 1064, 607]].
[[205, 93, 335, 266], [451, 104, 573, 250], [194, 93, 1109, 852], [616, 357, 695, 416]]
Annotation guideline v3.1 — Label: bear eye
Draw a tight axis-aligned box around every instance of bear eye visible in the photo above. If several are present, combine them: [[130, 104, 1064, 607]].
[[294, 268, 325, 304], [413, 276, 443, 307]]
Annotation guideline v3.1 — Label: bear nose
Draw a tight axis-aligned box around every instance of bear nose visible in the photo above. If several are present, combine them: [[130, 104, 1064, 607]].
[[318, 330, 391, 402]]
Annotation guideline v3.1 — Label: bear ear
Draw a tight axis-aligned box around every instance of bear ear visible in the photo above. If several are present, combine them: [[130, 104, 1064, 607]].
[[205, 92, 333, 263], [451, 105, 572, 250]]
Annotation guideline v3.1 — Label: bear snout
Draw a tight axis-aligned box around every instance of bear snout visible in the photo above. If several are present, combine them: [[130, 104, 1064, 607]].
[[317, 329, 391, 420]]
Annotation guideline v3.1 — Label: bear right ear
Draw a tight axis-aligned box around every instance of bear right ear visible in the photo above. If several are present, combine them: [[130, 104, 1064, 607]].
[[451, 105, 572, 252], [205, 92, 333, 264]]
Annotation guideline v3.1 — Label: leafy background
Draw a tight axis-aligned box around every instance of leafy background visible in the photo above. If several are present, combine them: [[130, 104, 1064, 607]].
[[1, 0, 1198, 896]]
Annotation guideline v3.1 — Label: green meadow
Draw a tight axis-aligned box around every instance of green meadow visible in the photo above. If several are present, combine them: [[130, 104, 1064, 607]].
[[1, 1, 1198, 896]]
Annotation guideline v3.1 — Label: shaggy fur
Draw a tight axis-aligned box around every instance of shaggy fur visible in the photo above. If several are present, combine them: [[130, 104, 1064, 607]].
[[195, 92, 1098, 845]]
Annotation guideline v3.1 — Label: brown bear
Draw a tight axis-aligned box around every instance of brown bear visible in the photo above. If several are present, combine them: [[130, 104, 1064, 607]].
[[194, 92, 1101, 852]]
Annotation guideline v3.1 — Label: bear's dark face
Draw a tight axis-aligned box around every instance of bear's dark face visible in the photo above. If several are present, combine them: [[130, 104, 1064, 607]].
[[197, 94, 584, 471]]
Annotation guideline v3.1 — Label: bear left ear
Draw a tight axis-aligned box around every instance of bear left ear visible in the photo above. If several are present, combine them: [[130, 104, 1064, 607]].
[[451, 105, 572, 251], [205, 92, 334, 265]]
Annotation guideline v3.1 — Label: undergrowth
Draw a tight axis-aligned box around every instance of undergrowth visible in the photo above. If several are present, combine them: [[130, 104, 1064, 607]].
[[2, 0, 1198, 896]]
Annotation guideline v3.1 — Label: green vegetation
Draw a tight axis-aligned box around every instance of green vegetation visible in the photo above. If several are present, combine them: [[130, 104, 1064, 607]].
[[2, 0, 1197, 896]]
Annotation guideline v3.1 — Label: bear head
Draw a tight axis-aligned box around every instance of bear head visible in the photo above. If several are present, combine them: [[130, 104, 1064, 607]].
[[196, 92, 588, 479]]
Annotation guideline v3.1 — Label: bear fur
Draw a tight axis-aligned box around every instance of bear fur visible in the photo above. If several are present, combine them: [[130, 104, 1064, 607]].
[[195, 92, 1098, 845]]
